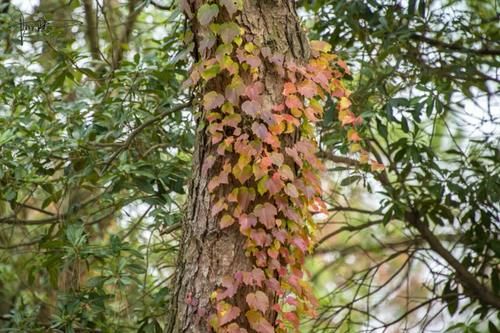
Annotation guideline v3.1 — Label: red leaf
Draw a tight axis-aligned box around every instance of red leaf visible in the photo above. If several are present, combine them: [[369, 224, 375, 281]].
[[245, 81, 264, 100], [208, 161, 231, 192], [251, 122, 279, 147], [217, 301, 240, 326], [246, 291, 269, 314], [254, 203, 277, 229], [250, 228, 271, 247], [255, 250, 267, 267], [272, 103, 285, 112], [251, 268, 266, 287], [297, 80, 318, 98], [267, 247, 279, 259], [266, 173, 284, 196], [347, 128, 361, 142], [238, 187, 255, 211], [304, 107, 319, 122], [285, 95, 303, 109], [265, 277, 282, 294], [282, 82, 297, 96], [292, 236, 308, 253], [283, 311, 300, 329], [239, 213, 257, 233], [285, 147, 303, 167], [272, 229, 287, 243], [217, 275, 239, 301]]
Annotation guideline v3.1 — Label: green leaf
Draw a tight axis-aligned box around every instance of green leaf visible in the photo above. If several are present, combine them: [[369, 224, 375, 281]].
[[340, 175, 361, 186]]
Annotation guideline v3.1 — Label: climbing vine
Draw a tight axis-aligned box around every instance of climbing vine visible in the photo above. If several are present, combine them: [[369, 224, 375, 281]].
[[181, 1, 373, 332]]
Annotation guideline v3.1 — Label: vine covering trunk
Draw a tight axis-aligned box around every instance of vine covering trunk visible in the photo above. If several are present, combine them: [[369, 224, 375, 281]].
[[166, 0, 354, 332]]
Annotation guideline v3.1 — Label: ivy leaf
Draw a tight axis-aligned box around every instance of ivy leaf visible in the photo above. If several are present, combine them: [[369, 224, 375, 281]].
[[246, 310, 274, 333], [269, 152, 284, 167], [219, 22, 241, 44], [285, 95, 303, 109], [246, 291, 269, 314], [251, 122, 279, 148], [217, 301, 240, 326], [297, 80, 318, 98], [232, 164, 253, 184], [250, 228, 270, 247], [250, 268, 265, 287], [217, 275, 239, 301], [201, 64, 221, 81], [338, 96, 351, 110], [254, 203, 277, 229], [266, 173, 284, 195], [199, 30, 217, 53], [310, 40, 332, 53], [226, 323, 248, 333], [278, 164, 295, 181], [245, 81, 264, 100], [283, 82, 297, 96], [220, 0, 243, 16], [283, 311, 300, 329], [197, 4, 219, 26], [212, 198, 228, 217], [239, 213, 257, 233], [257, 175, 269, 195], [284, 183, 299, 198], [291, 236, 308, 253], [220, 214, 235, 229], [204, 91, 225, 111], [225, 76, 245, 104], [236, 187, 255, 211], [242, 100, 261, 118]]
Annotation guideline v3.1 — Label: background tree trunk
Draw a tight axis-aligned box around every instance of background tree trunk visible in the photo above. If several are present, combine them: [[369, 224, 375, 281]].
[[166, 1, 310, 332]]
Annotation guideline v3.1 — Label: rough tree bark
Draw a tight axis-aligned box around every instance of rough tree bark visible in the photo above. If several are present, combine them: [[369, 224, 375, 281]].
[[166, 1, 310, 332]]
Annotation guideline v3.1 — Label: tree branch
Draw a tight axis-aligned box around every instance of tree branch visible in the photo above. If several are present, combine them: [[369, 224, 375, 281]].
[[82, 0, 100, 60], [405, 209, 500, 309], [113, 0, 141, 68], [101, 102, 191, 173], [411, 33, 500, 56]]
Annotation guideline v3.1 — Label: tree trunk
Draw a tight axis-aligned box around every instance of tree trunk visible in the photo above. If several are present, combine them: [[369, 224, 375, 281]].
[[166, 1, 311, 332]]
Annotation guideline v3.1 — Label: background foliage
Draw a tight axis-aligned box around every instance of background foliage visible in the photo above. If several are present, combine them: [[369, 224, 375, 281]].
[[0, 0, 498, 332]]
